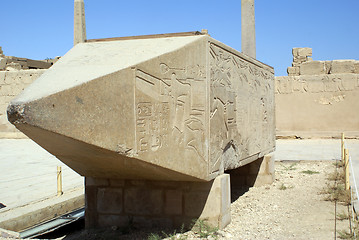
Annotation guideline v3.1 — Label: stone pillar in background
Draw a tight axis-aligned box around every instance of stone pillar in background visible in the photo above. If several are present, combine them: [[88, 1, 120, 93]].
[[74, 0, 86, 46], [241, 0, 256, 58]]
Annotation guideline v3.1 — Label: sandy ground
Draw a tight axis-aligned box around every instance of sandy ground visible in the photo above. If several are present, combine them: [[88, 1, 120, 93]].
[[220, 161, 350, 240], [40, 160, 352, 240]]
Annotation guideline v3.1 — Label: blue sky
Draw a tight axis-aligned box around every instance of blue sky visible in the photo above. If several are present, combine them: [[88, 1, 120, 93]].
[[2, 0, 358, 76]]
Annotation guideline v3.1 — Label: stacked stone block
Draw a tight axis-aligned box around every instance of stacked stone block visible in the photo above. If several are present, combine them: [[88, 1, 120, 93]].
[[84, 154, 275, 230], [287, 47, 359, 76], [85, 174, 231, 230], [227, 154, 275, 188], [287, 47, 312, 76], [0, 47, 6, 71]]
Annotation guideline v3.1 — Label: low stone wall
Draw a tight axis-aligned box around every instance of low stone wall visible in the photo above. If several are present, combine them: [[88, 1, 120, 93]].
[[85, 174, 231, 230], [84, 154, 274, 230], [276, 48, 359, 138], [0, 70, 45, 138]]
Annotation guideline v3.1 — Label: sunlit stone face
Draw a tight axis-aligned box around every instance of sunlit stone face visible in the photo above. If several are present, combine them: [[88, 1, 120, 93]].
[[8, 34, 275, 181]]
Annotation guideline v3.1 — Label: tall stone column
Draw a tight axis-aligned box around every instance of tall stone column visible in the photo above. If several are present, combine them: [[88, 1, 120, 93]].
[[74, 0, 86, 46], [241, 0, 256, 58]]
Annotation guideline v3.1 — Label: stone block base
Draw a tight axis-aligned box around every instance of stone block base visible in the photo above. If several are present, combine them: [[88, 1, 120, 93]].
[[85, 174, 230, 230], [228, 153, 275, 188]]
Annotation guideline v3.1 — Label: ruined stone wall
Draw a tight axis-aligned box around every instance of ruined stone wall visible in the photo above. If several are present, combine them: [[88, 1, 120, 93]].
[[275, 48, 359, 138], [0, 70, 46, 138]]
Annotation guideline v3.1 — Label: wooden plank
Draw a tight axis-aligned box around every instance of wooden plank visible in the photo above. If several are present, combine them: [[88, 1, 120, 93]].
[[86, 31, 204, 43]]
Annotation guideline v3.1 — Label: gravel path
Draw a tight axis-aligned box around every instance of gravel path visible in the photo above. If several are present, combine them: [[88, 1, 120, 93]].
[[220, 161, 349, 240], [169, 161, 350, 240]]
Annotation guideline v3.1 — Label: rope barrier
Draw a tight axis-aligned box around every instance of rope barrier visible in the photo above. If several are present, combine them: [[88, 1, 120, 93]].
[[344, 142, 359, 203], [349, 155, 359, 206], [343, 141, 358, 237]]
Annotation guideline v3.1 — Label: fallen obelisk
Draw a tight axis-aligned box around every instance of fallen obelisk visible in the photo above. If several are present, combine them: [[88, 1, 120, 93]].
[[8, 31, 275, 229]]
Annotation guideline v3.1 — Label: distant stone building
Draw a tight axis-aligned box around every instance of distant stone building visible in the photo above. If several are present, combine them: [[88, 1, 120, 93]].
[[0, 47, 59, 138], [276, 48, 359, 138]]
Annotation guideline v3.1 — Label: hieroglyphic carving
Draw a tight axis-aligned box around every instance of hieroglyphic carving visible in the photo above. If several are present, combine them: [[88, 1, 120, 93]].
[[276, 74, 359, 94], [209, 43, 274, 173], [133, 42, 274, 173], [135, 63, 206, 161], [136, 102, 170, 152]]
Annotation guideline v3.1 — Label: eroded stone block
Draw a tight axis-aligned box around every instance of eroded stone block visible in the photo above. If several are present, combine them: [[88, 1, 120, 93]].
[[5, 63, 21, 71], [293, 55, 307, 64], [198, 174, 231, 229], [300, 61, 326, 75], [297, 47, 312, 57], [292, 62, 301, 67], [330, 60, 355, 74], [124, 188, 163, 215], [109, 179, 125, 187], [333, 74, 358, 91], [292, 48, 299, 57], [0, 58, 6, 70], [0, 72, 5, 83], [7, 33, 276, 232], [132, 216, 173, 229], [287, 67, 299, 76], [184, 192, 208, 217], [228, 153, 275, 187], [325, 61, 332, 74], [292, 47, 312, 58], [354, 61, 359, 74], [97, 188, 123, 214], [97, 215, 128, 228], [164, 190, 183, 215], [84, 174, 231, 230], [275, 76, 294, 94], [0, 228, 20, 239], [86, 177, 109, 187], [7, 34, 275, 182]]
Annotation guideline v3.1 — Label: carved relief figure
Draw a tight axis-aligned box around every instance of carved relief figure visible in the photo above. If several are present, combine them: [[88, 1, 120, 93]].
[[210, 43, 274, 173], [276, 75, 359, 94], [135, 62, 206, 162]]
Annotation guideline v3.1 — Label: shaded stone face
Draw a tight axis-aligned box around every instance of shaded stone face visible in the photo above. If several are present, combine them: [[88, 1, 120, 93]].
[[7, 34, 275, 181]]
